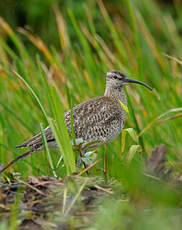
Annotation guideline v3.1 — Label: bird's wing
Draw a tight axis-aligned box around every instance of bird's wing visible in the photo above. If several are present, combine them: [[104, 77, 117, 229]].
[[16, 126, 53, 149], [65, 96, 123, 139], [16, 96, 123, 149]]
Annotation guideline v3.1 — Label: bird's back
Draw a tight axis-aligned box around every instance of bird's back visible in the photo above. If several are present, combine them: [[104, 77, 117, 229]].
[[65, 96, 126, 146]]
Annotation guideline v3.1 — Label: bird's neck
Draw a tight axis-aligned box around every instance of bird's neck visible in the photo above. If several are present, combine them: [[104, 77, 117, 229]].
[[104, 86, 127, 105]]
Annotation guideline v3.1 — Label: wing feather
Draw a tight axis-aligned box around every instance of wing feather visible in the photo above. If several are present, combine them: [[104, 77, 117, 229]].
[[16, 96, 125, 149]]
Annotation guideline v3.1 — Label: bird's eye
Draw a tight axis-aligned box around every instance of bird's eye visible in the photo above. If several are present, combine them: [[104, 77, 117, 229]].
[[113, 75, 118, 79]]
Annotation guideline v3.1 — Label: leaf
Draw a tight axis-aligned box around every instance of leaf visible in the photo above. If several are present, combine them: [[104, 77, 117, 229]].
[[82, 150, 96, 166], [126, 145, 142, 163], [82, 157, 93, 166], [119, 100, 129, 113], [121, 129, 127, 153], [125, 128, 138, 142], [84, 150, 96, 157], [75, 138, 84, 145]]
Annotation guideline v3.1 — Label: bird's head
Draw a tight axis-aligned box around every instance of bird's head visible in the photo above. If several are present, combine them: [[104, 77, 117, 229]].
[[106, 70, 152, 90]]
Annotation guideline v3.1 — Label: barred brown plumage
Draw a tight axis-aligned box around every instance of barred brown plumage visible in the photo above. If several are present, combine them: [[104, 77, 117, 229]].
[[17, 96, 126, 151]]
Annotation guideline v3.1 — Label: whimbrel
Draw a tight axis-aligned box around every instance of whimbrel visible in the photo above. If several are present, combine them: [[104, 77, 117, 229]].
[[0, 70, 152, 174]]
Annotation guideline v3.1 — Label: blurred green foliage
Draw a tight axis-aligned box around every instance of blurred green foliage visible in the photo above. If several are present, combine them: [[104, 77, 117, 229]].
[[1, 0, 182, 228], [1, 0, 182, 50], [0, 0, 182, 177]]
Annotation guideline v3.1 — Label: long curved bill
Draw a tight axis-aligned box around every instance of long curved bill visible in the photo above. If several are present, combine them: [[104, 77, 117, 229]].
[[125, 78, 152, 91]]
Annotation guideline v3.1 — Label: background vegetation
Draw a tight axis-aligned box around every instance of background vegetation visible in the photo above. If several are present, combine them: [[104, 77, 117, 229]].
[[0, 0, 182, 229]]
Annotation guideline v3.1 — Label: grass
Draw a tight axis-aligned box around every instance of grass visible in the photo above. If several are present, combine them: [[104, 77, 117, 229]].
[[0, 0, 182, 229]]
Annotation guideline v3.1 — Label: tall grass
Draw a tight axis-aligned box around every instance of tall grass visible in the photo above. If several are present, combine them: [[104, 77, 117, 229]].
[[1, 0, 182, 229], [0, 0, 182, 178]]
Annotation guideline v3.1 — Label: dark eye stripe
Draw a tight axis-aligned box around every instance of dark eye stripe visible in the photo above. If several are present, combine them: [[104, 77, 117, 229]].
[[113, 75, 118, 79]]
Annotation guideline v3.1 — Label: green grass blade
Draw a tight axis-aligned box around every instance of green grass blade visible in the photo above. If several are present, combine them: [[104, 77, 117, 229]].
[[40, 122, 57, 178], [48, 85, 76, 175]]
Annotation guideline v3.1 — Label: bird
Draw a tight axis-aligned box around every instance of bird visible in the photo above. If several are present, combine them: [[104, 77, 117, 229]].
[[0, 70, 152, 174]]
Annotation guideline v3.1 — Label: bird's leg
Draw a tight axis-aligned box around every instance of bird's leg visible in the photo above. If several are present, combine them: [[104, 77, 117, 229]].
[[104, 144, 108, 182]]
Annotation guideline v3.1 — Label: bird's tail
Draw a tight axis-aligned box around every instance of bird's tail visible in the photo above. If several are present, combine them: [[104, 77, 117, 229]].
[[0, 150, 34, 174]]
